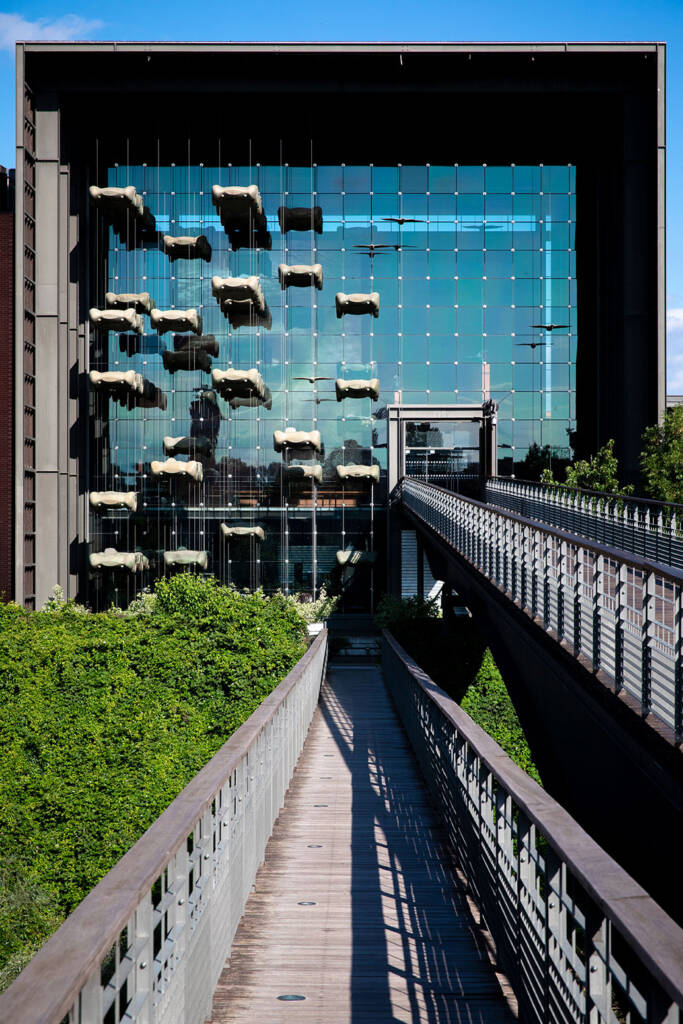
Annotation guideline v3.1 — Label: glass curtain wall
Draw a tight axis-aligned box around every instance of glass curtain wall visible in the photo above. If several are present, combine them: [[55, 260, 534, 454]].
[[88, 156, 577, 610]]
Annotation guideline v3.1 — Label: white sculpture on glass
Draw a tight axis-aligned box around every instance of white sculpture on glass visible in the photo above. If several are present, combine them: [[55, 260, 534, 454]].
[[150, 458, 204, 482], [211, 275, 266, 311], [162, 234, 212, 262], [212, 368, 266, 402], [89, 185, 143, 217], [162, 436, 214, 457], [105, 291, 155, 315], [89, 491, 138, 511], [335, 292, 380, 318], [89, 308, 144, 334], [335, 378, 380, 401], [163, 550, 208, 569], [150, 309, 202, 335], [89, 548, 149, 572], [285, 464, 323, 483], [278, 264, 323, 290], [219, 524, 266, 541], [89, 369, 144, 395], [273, 429, 322, 454], [336, 464, 380, 483]]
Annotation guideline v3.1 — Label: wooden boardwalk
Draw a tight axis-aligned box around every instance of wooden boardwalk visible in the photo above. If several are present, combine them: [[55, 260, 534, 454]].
[[208, 664, 514, 1024]]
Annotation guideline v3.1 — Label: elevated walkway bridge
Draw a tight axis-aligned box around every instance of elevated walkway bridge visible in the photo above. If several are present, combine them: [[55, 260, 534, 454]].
[[1, 630, 682, 1024]]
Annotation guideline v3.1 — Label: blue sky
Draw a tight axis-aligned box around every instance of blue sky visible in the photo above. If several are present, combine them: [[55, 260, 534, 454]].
[[1, 0, 682, 393]]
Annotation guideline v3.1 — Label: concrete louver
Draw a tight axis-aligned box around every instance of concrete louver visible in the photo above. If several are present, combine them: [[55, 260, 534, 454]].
[[285, 464, 323, 483], [336, 550, 376, 567], [212, 368, 265, 402], [335, 292, 380, 318], [162, 436, 214, 457], [89, 491, 138, 512], [89, 308, 144, 334], [105, 291, 155, 315], [278, 263, 323, 290], [150, 458, 204, 482], [163, 550, 209, 569], [336, 464, 380, 483], [89, 369, 144, 395], [211, 276, 266, 312], [278, 206, 323, 233], [162, 348, 213, 373], [89, 548, 149, 572], [220, 524, 266, 541], [335, 378, 380, 401], [162, 234, 212, 262], [273, 429, 322, 454], [150, 309, 202, 335]]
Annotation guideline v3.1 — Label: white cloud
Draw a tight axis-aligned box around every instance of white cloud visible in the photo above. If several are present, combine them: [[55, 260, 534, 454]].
[[667, 308, 683, 395], [0, 13, 103, 49]]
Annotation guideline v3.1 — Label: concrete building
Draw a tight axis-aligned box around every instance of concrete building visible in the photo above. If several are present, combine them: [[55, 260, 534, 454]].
[[13, 42, 665, 609]]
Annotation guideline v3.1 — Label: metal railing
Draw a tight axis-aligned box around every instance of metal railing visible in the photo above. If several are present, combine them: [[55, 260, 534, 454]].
[[382, 630, 683, 1024], [0, 630, 328, 1024], [486, 477, 683, 570], [397, 477, 683, 742]]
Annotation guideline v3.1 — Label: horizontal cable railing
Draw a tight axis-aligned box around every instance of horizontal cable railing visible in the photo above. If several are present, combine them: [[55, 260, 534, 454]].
[[0, 630, 328, 1024], [397, 477, 683, 742], [382, 630, 683, 1024], [486, 477, 683, 570]]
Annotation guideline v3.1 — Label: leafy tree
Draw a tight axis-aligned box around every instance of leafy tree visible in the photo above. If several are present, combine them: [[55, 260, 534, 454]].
[[563, 439, 633, 495], [0, 575, 307, 990], [640, 407, 683, 504]]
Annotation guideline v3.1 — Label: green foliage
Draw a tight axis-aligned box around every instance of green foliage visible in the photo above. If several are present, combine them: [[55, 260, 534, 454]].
[[0, 575, 306, 990], [283, 585, 340, 625], [640, 407, 683, 504], [563, 439, 633, 495], [380, 599, 540, 785], [460, 651, 541, 784]]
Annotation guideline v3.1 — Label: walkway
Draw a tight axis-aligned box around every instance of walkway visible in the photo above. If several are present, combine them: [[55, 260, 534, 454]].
[[208, 664, 514, 1024]]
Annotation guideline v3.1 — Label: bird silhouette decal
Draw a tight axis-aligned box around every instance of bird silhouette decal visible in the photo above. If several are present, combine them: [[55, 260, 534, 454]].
[[382, 217, 426, 225], [516, 341, 546, 349], [292, 376, 334, 383], [315, 397, 336, 404], [354, 243, 416, 257], [530, 323, 570, 331]]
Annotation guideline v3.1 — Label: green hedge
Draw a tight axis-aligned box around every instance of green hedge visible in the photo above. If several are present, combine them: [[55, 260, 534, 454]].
[[0, 575, 307, 990]]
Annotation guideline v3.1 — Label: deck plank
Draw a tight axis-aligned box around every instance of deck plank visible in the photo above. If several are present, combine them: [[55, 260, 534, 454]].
[[207, 665, 514, 1024]]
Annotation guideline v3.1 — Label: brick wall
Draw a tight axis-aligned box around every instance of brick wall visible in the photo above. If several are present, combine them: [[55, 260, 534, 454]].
[[0, 168, 14, 601]]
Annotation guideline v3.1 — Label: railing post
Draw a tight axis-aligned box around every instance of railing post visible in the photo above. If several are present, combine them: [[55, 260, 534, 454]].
[[593, 553, 602, 674], [642, 572, 653, 717], [615, 564, 626, 696]]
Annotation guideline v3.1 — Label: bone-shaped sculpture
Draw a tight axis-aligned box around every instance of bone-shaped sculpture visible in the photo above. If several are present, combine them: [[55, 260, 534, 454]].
[[285, 464, 323, 483], [89, 548, 149, 572], [105, 291, 155, 315], [335, 378, 380, 401], [277, 206, 323, 234], [89, 491, 138, 511], [336, 550, 376, 567], [89, 370, 144, 395], [212, 184, 264, 219], [211, 275, 265, 311], [212, 368, 265, 401], [273, 429, 322, 454], [278, 264, 323, 290], [89, 185, 144, 217], [150, 458, 204, 482], [220, 524, 266, 541], [173, 335, 219, 356], [162, 348, 212, 374], [89, 308, 144, 334], [221, 300, 272, 330], [229, 392, 273, 410], [162, 234, 212, 262], [162, 436, 214, 457], [150, 309, 202, 335], [336, 464, 380, 483], [335, 292, 380, 318], [163, 550, 208, 569]]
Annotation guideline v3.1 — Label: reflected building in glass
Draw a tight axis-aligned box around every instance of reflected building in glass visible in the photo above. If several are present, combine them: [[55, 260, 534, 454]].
[[13, 43, 665, 609]]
